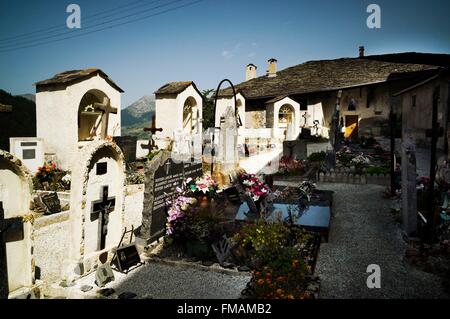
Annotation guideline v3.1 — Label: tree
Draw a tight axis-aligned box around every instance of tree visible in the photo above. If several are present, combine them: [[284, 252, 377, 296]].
[[201, 89, 215, 130]]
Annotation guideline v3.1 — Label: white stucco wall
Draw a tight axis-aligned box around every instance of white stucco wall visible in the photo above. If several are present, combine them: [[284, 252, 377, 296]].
[[155, 84, 202, 149], [36, 74, 122, 170], [9, 137, 44, 173], [214, 93, 245, 128], [0, 152, 34, 295]]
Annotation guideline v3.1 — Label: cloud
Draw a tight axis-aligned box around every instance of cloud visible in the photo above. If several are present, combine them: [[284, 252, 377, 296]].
[[221, 42, 242, 60], [221, 50, 234, 59]]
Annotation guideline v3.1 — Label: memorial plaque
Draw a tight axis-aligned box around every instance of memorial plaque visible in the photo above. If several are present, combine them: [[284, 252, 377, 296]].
[[41, 192, 61, 215], [112, 243, 141, 272], [96, 162, 107, 175], [113, 136, 137, 163]]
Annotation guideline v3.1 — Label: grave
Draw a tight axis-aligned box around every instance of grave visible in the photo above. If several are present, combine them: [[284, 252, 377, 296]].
[[283, 139, 307, 160], [0, 150, 36, 298], [234, 186, 333, 242], [136, 150, 203, 245], [217, 105, 239, 177], [9, 137, 45, 173], [65, 141, 125, 280]]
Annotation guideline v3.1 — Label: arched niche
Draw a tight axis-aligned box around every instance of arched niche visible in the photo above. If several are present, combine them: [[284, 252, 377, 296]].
[[278, 104, 295, 129], [78, 89, 109, 141], [182, 96, 199, 133]]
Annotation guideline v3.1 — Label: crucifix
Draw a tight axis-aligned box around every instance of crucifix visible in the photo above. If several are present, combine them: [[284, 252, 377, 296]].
[[302, 112, 310, 128], [142, 115, 163, 152], [0, 201, 24, 299], [94, 97, 118, 139], [91, 186, 116, 251]]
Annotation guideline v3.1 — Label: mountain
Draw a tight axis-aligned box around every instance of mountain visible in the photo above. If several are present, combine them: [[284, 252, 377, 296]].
[[121, 95, 155, 139], [18, 93, 36, 103]]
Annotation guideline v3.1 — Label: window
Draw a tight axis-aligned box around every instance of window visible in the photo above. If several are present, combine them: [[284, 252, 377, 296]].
[[412, 95, 417, 108]]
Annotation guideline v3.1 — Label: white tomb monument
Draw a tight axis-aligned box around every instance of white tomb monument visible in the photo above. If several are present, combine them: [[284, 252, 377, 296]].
[[65, 141, 125, 280], [9, 137, 44, 173], [0, 150, 37, 299], [35, 68, 123, 170], [153, 82, 203, 150]]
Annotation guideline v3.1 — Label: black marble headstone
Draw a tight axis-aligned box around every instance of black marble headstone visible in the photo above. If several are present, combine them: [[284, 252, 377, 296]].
[[148, 158, 203, 242]]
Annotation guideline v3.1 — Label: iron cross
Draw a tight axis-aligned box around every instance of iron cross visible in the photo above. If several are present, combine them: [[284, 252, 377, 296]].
[[142, 115, 163, 152], [94, 97, 118, 139], [0, 201, 24, 299], [91, 186, 116, 251]]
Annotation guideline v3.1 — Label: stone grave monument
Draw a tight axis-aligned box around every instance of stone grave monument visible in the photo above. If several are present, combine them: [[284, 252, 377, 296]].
[[65, 141, 126, 281]]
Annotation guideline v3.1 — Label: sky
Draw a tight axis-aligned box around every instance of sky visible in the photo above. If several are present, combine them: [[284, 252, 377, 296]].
[[0, 0, 449, 107]]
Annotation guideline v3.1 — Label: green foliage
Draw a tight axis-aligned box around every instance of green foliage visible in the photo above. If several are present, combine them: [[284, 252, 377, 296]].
[[126, 170, 145, 185], [307, 151, 327, 162], [0, 90, 36, 151], [201, 89, 215, 130], [365, 166, 389, 175], [146, 150, 161, 162]]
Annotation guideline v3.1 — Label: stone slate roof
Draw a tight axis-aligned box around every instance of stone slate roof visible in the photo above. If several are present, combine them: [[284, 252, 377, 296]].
[[154, 81, 203, 98], [363, 52, 450, 67], [218, 57, 441, 99], [154, 81, 194, 95], [35, 68, 124, 92]]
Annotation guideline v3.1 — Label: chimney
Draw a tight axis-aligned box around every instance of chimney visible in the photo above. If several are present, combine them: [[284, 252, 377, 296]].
[[246, 63, 257, 81], [359, 46, 365, 58], [267, 58, 277, 77]]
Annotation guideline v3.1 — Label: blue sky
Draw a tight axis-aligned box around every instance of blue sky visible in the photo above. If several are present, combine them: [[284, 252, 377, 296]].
[[0, 0, 449, 107]]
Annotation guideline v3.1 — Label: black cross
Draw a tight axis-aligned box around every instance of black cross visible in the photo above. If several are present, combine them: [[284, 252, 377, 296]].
[[302, 112, 309, 128], [0, 201, 24, 299], [91, 186, 116, 251], [142, 115, 163, 152]]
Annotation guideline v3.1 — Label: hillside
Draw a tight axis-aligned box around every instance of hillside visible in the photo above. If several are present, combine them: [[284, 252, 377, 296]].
[[0, 90, 36, 151], [121, 95, 155, 139]]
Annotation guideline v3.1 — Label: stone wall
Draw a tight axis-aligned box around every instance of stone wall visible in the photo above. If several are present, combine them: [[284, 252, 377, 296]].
[[33, 211, 70, 283]]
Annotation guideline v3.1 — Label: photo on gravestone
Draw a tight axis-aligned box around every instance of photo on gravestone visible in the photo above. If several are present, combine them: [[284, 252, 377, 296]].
[[41, 192, 61, 215]]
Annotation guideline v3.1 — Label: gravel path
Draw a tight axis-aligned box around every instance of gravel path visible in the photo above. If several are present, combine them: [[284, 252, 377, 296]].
[[71, 261, 250, 299], [314, 183, 449, 299]]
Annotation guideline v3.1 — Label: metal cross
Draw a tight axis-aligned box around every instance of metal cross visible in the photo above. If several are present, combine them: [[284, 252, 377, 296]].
[[142, 115, 163, 152], [91, 186, 116, 251]]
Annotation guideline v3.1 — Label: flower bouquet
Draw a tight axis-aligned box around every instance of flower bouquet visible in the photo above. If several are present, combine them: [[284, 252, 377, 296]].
[[238, 173, 270, 211], [185, 175, 219, 198]]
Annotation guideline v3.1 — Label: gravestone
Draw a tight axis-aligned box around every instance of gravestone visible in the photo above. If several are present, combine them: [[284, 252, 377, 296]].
[[66, 141, 125, 280], [41, 192, 61, 215], [283, 139, 307, 160], [218, 106, 239, 175], [401, 130, 418, 236], [9, 138, 44, 173], [0, 150, 35, 298], [113, 136, 137, 163], [137, 151, 203, 245]]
